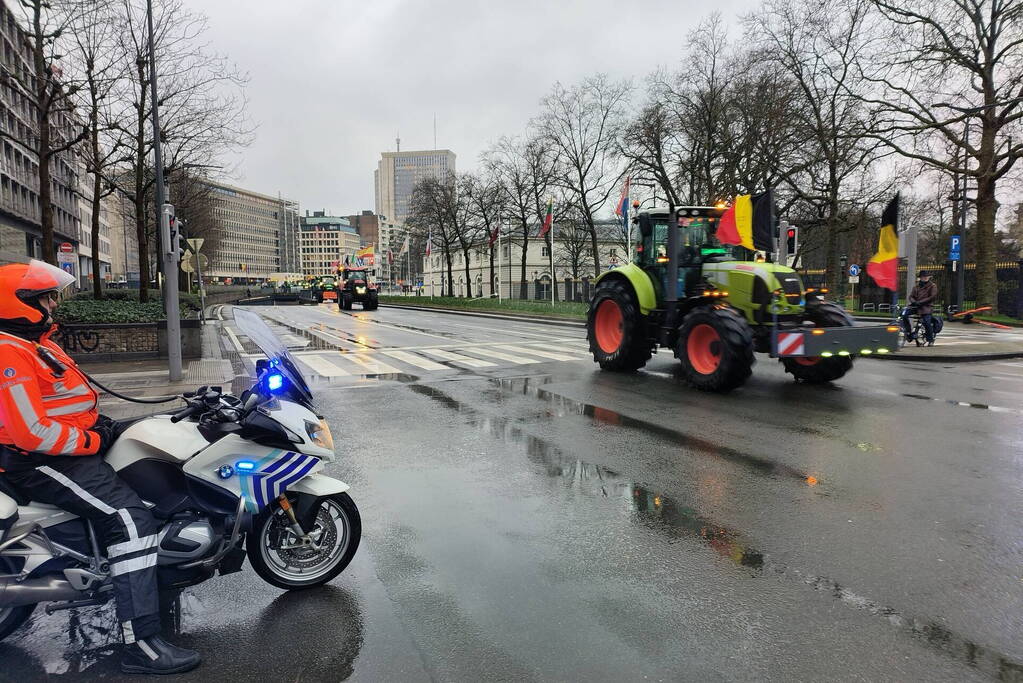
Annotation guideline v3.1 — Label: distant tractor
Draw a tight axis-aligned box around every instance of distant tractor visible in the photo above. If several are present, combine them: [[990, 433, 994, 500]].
[[339, 267, 378, 311], [308, 275, 338, 303], [586, 207, 900, 392]]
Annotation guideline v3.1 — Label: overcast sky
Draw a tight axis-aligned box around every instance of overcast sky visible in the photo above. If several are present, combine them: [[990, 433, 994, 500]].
[[187, 0, 760, 215]]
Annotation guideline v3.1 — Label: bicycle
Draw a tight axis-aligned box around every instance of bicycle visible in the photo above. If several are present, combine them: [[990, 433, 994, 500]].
[[896, 305, 943, 347]]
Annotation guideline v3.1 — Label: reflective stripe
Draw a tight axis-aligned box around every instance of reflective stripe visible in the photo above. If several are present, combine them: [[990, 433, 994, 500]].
[[0, 338, 48, 369], [46, 399, 97, 417], [110, 552, 157, 577], [44, 383, 91, 402], [37, 465, 117, 515], [10, 384, 63, 452], [122, 620, 136, 644], [108, 533, 158, 558], [138, 638, 160, 660], [58, 427, 82, 454]]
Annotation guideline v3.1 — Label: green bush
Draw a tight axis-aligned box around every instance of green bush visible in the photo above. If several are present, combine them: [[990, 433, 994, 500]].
[[55, 298, 196, 324], [67, 290, 201, 313]]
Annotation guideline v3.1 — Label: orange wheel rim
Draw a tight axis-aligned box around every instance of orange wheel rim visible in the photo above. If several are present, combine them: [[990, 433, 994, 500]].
[[594, 300, 624, 353], [794, 356, 820, 366], [687, 324, 722, 374]]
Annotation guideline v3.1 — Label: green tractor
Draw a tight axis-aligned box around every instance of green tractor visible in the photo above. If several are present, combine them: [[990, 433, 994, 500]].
[[586, 206, 900, 392]]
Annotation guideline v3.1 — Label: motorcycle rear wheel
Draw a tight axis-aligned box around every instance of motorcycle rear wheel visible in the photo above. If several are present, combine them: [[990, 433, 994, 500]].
[[247, 493, 361, 590]]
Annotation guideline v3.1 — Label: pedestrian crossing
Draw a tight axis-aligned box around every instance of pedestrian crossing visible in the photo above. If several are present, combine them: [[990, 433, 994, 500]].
[[237, 337, 594, 378]]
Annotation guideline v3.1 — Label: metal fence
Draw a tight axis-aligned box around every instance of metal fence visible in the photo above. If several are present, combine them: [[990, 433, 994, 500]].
[[797, 261, 1023, 318]]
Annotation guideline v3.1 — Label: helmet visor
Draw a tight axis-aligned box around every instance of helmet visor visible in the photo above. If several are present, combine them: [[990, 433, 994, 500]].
[[17, 259, 76, 299]]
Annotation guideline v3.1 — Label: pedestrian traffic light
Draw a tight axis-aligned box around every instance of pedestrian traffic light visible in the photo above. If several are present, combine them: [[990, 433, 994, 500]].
[[786, 226, 798, 256]]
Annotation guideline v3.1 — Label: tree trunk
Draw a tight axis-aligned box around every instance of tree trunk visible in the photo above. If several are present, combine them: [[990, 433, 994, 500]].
[[519, 222, 528, 299], [462, 247, 472, 298], [974, 174, 998, 310], [134, 61, 151, 304], [31, 5, 55, 265], [89, 85, 103, 299], [445, 249, 454, 297]]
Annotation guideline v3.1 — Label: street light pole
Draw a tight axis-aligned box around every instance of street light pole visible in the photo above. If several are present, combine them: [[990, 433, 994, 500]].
[[147, 0, 182, 381]]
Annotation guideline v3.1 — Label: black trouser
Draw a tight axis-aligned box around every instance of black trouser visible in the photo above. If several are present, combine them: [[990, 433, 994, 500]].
[[3, 453, 161, 643]]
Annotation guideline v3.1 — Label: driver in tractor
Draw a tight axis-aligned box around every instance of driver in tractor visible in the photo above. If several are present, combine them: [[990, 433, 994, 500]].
[[0, 260, 201, 675]]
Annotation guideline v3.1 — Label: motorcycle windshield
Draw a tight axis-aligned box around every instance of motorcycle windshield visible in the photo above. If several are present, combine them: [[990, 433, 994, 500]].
[[232, 308, 315, 405]]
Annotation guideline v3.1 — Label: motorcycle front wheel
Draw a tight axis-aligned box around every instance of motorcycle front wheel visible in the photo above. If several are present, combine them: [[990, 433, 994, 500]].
[[247, 493, 361, 590]]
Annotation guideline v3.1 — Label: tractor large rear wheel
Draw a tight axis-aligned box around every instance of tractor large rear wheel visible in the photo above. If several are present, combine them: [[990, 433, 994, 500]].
[[782, 302, 853, 383], [587, 279, 652, 371], [676, 307, 754, 392]]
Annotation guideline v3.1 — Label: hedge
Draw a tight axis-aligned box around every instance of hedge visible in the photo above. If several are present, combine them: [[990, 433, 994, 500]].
[[55, 294, 198, 324]]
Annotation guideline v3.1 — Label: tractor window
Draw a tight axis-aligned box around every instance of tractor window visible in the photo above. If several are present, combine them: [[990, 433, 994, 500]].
[[640, 222, 670, 266]]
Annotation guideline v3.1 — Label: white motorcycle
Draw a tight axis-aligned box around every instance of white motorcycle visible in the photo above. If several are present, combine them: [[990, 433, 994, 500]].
[[0, 308, 360, 640]]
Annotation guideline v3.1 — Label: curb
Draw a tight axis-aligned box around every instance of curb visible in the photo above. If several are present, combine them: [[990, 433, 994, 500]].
[[380, 302, 586, 329], [868, 350, 1023, 363]]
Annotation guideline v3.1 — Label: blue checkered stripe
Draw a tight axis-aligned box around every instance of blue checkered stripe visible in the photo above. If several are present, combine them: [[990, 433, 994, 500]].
[[238, 450, 318, 512]]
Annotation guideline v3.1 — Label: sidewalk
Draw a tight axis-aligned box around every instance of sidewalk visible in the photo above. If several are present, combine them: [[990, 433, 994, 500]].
[[82, 321, 236, 420]]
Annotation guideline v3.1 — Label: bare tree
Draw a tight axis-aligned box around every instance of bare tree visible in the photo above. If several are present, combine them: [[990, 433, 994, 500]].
[[854, 0, 1023, 310], [407, 175, 457, 296], [554, 213, 594, 281], [463, 171, 505, 296], [69, 0, 123, 297], [486, 135, 559, 297], [4, 0, 91, 265], [746, 0, 887, 290], [106, 0, 250, 302], [535, 74, 631, 274]]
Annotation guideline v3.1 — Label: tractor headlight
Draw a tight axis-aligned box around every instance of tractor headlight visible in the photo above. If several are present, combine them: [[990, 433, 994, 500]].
[[356, 286, 367, 294], [305, 419, 334, 451]]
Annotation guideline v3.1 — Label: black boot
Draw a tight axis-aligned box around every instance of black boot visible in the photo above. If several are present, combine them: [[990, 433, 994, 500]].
[[121, 634, 201, 675]]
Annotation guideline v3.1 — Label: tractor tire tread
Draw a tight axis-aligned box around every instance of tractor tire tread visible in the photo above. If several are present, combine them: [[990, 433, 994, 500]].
[[782, 303, 854, 383], [676, 306, 755, 392], [587, 279, 652, 372]]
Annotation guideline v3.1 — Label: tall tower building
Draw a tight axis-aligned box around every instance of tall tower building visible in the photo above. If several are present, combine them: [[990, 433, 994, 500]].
[[374, 149, 455, 225]]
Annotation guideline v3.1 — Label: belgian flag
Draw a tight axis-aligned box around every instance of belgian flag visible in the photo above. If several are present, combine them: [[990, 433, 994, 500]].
[[717, 190, 775, 252], [867, 193, 900, 291]]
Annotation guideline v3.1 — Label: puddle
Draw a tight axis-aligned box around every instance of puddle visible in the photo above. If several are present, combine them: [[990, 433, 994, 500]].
[[492, 377, 822, 485], [406, 383, 764, 571], [408, 381, 1023, 679]]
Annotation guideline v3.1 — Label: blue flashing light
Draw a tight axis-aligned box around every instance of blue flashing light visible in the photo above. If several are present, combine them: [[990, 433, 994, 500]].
[[267, 373, 284, 391], [235, 460, 256, 472]]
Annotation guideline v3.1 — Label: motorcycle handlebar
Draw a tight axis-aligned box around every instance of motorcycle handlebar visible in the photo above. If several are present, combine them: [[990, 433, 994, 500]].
[[170, 402, 201, 423]]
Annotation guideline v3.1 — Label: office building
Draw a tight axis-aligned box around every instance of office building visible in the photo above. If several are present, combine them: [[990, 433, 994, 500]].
[[204, 180, 298, 281], [374, 149, 455, 225], [299, 212, 360, 277], [75, 159, 113, 287], [0, 1, 82, 265]]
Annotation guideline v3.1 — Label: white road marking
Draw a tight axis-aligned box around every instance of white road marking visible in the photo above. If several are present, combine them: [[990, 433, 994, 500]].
[[297, 355, 351, 377], [496, 345, 579, 361], [381, 350, 449, 371], [419, 348, 497, 367], [224, 326, 245, 353], [463, 347, 540, 364], [344, 354, 403, 375]]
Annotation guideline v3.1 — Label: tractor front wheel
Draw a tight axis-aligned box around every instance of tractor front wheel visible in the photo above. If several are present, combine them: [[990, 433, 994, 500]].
[[782, 302, 853, 383], [676, 307, 754, 392], [587, 279, 651, 371], [341, 294, 353, 310]]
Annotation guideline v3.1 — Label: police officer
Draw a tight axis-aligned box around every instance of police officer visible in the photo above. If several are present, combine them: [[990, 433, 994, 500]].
[[0, 260, 200, 674]]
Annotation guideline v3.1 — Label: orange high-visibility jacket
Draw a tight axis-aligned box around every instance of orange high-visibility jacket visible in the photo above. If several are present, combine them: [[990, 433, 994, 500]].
[[0, 328, 100, 456]]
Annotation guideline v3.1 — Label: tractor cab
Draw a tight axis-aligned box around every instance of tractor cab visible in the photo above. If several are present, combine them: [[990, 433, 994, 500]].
[[635, 207, 742, 300]]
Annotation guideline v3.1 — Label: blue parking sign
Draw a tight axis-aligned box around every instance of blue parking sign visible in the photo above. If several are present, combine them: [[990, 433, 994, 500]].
[[949, 235, 961, 261]]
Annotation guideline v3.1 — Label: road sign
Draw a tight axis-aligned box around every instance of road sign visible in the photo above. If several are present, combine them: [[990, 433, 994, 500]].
[[848, 264, 860, 277], [181, 253, 208, 273], [59, 242, 73, 253], [187, 237, 204, 252], [949, 234, 961, 261], [848, 275, 860, 284]]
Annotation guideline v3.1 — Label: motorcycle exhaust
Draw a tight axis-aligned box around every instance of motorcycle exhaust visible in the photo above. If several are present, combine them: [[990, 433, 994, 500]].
[[0, 575, 82, 608]]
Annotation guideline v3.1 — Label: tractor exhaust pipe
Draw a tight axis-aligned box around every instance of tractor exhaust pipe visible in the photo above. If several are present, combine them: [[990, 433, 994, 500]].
[[0, 575, 82, 608], [661, 204, 680, 343]]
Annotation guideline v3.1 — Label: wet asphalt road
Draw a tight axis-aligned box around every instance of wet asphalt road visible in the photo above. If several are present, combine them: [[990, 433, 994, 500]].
[[2, 303, 1022, 681]]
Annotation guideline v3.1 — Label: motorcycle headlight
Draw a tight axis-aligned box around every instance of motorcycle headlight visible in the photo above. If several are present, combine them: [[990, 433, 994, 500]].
[[304, 419, 334, 451]]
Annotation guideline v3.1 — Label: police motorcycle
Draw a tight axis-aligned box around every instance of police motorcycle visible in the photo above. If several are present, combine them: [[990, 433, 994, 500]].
[[0, 308, 360, 640]]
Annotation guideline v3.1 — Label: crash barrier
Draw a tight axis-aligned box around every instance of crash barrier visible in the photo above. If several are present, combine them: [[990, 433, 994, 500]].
[[798, 260, 1023, 319], [55, 319, 202, 363]]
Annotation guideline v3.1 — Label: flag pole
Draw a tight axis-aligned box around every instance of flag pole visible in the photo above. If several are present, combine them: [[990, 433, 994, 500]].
[[550, 210, 555, 308], [498, 223, 503, 302]]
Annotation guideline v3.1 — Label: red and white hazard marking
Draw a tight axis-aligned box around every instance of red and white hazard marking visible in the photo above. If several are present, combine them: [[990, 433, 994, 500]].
[[777, 332, 805, 356]]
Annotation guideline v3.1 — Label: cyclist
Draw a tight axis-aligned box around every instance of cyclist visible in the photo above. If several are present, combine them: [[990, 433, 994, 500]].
[[902, 270, 939, 346]]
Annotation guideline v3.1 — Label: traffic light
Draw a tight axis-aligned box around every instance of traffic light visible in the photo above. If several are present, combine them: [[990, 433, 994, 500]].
[[168, 214, 187, 263], [786, 225, 798, 256]]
